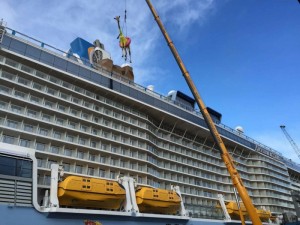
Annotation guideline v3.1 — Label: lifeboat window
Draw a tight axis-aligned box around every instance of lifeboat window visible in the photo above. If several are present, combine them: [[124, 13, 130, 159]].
[[87, 180, 90, 182], [87, 186, 90, 189], [83, 179, 86, 182], [83, 185, 86, 188], [106, 188, 110, 191]]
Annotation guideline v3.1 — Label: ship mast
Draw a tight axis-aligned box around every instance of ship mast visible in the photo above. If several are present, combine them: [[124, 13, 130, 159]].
[[145, 1, 262, 225]]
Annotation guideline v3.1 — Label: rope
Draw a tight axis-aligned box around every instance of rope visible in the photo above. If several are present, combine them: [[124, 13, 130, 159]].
[[124, 0, 127, 36]]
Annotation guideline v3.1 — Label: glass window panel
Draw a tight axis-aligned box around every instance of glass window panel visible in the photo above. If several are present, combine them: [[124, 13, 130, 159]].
[[33, 82, 43, 90], [67, 135, 74, 142], [24, 124, 34, 132], [53, 131, 61, 139], [36, 142, 46, 151], [18, 77, 29, 85], [2, 71, 14, 80], [7, 120, 18, 128], [50, 146, 59, 154], [20, 139, 31, 147], [45, 101, 54, 108], [68, 121, 76, 129], [27, 109, 37, 117], [58, 105, 66, 112], [47, 88, 55, 95], [42, 114, 51, 121], [3, 135, 15, 144], [56, 118, 64, 125], [30, 95, 40, 103], [64, 148, 73, 156], [11, 105, 22, 113], [0, 156, 16, 176], [16, 159, 32, 178], [39, 128, 48, 136], [14, 90, 26, 98], [77, 151, 84, 159]]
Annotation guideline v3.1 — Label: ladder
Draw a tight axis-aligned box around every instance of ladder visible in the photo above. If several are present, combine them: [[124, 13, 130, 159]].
[[0, 19, 7, 44]]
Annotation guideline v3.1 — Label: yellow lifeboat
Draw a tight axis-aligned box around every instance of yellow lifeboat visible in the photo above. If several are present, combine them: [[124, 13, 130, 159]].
[[135, 186, 181, 214], [58, 176, 126, 210], [221, 201, 271, 222]]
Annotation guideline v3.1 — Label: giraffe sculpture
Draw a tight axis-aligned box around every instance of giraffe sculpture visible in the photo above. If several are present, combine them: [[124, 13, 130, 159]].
[[114, 16, 131, 63]]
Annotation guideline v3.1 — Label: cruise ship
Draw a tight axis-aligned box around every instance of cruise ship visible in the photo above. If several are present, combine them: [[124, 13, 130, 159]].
[[0, 17, 300, 225]]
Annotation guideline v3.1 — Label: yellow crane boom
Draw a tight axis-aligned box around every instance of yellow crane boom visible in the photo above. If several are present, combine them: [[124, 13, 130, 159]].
[[145, 1, 262, 225]]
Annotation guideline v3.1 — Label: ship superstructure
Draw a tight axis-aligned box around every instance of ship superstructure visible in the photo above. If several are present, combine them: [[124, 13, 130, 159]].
[[0, 23, 300, 224]]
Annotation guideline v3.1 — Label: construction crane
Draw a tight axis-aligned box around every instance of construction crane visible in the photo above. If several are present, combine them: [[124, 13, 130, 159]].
[[280, 125, 300, 160], [145, 1, 262, 225]]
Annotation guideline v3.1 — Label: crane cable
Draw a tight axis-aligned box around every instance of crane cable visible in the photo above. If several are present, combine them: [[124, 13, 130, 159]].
[[122, 0, 128, 37]]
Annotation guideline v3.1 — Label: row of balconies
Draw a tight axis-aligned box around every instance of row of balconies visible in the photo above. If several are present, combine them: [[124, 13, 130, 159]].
[[1, 56, 286, 177]]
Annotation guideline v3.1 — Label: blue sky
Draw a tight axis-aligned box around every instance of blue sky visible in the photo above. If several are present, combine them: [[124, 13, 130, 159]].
[[1, 0, 300, 163]]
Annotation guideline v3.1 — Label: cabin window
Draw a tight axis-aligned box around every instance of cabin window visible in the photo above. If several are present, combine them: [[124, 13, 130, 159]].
[[18, 77, 29, 86], [14, 90, 26, 99], [53, 131, 61, 139], [72, 97, 80, 104], [56, 118, 64, 125], [76, 165, 83, 174], [7, 120, 18, 128], [64, 149, 73, 157], [27, 109, 37, 117], [33, 82, 43, 90], [82, 113, 89, 120], [89, 154, 96, 161], [3, 135, 15, 144], [60, 92, 69, 100], [50, 146, 59, 154], [39, 128, 48, 136], [99, 169, 105, 177], [67, 135, 74, 142], [20, 139, 31, 148], [36, 142, 46, 151], [90, 141, 97, 148], [79, 138, 86, 145], [62, 163, 70, 172], [2, 71, 14, 80], [110, 171, 115, 179], [58, 104, 66, 112], [11, 105, 22, 113], [47, 88, 55, 95], [77, 151, 84, 159], [88, 167, 94, 176]]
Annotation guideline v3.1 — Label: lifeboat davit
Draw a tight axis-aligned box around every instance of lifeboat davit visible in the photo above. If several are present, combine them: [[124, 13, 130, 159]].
[[135, 186, 181, 214], [223, 201, 271, 222], [58, 176, 126, 210]]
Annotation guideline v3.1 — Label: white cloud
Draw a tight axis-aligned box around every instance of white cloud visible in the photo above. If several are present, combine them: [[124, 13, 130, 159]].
[[0, 1, 17, 28], [155, 0, 215, 30], [0, 0, 216, 86]]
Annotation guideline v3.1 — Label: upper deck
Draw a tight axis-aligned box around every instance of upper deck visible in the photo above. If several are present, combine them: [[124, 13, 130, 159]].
[[0, 27, 299, 173]]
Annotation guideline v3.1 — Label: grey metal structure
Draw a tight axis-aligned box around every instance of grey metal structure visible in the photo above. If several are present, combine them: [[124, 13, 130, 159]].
[[280, 125, 300, 160]]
